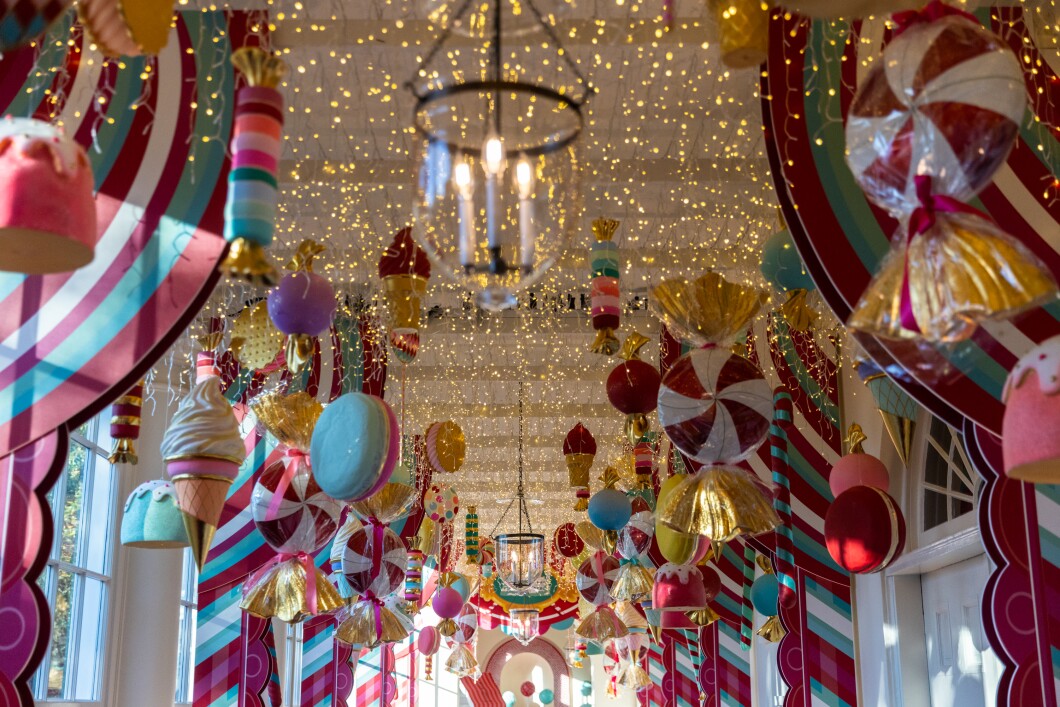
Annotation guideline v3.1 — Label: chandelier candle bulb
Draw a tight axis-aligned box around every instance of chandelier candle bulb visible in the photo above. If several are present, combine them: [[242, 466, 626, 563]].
[[517, 156, 535, 271], [455, 158, 476, 270]]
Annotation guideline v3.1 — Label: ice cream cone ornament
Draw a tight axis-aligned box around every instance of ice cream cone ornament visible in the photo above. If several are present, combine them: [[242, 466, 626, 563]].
[[222, 47, 288, 285], [378, 227, 432, 364], [267, 240, 337, 374], [162, 335, 246, 570], [564, 422, 597, 511]]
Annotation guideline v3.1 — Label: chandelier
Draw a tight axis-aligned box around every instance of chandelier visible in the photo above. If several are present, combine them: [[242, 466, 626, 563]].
[[492, 383, 547, 594], [406, 0, 593, 311], [510, 608, 541, 646]]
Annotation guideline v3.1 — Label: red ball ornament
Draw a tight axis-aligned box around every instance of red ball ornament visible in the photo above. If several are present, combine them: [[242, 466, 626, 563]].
[[607, 359, 661, 415], [520, 681, 535, 698], [553, 522, 585, 559], [699, 566, 721, 602], [829, 452, 890, 498], [825, 486, 906, 574]]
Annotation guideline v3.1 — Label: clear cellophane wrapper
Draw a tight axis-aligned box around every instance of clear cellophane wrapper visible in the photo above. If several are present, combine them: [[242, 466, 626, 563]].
[[611, 562, 654, 603], [613, 601, 649, 632], [848, 210, 1057, 344], [445, 643, 478, 677], [240, 554, 344, 623], [251, 391, 322, 449], [575, 520, 607, 553], [348, 482, 419, 525], [619, 656, 652, 692], [650, 272, 768, 347], [576, 604, 629, 643], [661, 465, 779, 542], [335, 594, 412, 647]]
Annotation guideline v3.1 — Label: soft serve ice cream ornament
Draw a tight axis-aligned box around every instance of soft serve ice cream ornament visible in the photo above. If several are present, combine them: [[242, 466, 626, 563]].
[[162, 338, 246, 569]]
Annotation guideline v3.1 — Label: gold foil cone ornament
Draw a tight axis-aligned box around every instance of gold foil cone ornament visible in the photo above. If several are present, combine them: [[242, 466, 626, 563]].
[[348, 483, 419, 525], [251, 391, 322, 450], [567, 453, 593, 489], [611, 562, 654, 603], [844, 423, 867, 455], [445, 644, 479, 677], [780, 289, 818, 332], [438, 618, 458, 637], [230, 301, 284, 370], [618, 331, 650, 361], [603, 530, 618, 556], [686, 605, 721, 627], [662, 465, 780, 542], [335, 599, 411, 647], [576, 605, 629, 643], [240, 556, 344, 623], [651, 272, 769, 346], [232, 46, 288, 88], [757, 614, 787, 642], [879, 412, 915, 467], [847, 211, 1058, 343]]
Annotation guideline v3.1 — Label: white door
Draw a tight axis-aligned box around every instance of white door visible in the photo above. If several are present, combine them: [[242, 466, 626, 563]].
[[920, 555, 1003, 707]]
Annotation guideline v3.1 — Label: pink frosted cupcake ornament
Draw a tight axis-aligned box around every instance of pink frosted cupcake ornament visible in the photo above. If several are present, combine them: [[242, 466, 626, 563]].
[[1002, 335, 1060, 483], [0, 117, 97, 273]]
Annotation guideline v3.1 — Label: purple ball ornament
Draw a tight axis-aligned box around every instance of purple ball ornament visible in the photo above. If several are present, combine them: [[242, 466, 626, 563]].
[[267, 239, 337, 373]]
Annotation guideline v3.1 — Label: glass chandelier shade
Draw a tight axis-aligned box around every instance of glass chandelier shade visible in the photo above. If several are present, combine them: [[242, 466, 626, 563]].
[[510, 607, 541, 646], [406, 0, 592, 310], [495, 532, 545, 592]]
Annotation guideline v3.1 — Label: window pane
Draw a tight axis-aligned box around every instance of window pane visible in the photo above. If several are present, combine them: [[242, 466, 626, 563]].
[[951, 497, 974, 519], [83, 458, 115, 574], [175, 605, 196, 704], [924, 489, 948, 530], [93, 417, 113, 456], [60, 443, 88, 565], [73, 577, 107, 700], [182, 548, 198, 604], [47, 569, 77, 698]]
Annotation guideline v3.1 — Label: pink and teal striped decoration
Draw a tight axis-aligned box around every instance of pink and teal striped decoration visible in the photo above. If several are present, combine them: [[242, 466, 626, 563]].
[[697, 541, 753, 707], [0, 9, 257, 457], [762, 8, 1060, 437], [662, 630, 701, 707], [299, 615, 355, 707], [641, 635, 665, 707]]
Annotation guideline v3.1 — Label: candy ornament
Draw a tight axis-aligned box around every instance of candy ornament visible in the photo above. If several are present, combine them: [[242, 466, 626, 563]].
[[417, 626, 441, 656], [108, 379, 144, 464], [162, 344, 246, 570], [0, 117, 97, 273], [857, 359, 918, 466], [378, 227, 432, 363], [564, 422, 597, 511], [751, 558, 786, 642], [611, 509, 655, 603], [221, 47, 287, 285], [267, 240, 337, 373], [1003, 336, 1060, 482], [662, 465, 779, 542], [607, 332, 662, 443], [432, 586, 464, 636], [120, 480, 189, 549], [830, 424, 890, 498], [425, 420, 466, 474], [655, 474, 710, 565], [554, 522, 585, 559], [825, 485, 906, 574], [845, 9, 1056, 342], [424, 483, 460, 524], [589, 218, 622, 355], [588, 467, 632, 553], [465, 506, 479, 563], [77, 0, 175, 57], [310, 392, 400, 502], [706, 0, 770, 68]]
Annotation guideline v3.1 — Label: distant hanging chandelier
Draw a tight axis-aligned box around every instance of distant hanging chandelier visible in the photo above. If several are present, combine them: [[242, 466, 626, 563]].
[[406, 0, 593, 311], [493, 383, 547, 594], [511, 607, 541, 646]]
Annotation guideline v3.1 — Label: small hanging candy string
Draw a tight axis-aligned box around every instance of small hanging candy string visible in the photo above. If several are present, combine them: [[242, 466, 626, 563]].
[[770, 388, 798, 608], [898, 175, 992, 332], [892, 0, 980, 36]]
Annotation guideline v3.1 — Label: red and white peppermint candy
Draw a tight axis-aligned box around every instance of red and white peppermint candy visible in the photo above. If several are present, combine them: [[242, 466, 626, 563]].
[[657, 348, 772, 465], [845, 14, 1025, 216], [452, 602, 478, 644], [577, 551, 620, 606], [617, 510, 654, 559], [251, 457, 342, 554], [341, 522, 407, 597]]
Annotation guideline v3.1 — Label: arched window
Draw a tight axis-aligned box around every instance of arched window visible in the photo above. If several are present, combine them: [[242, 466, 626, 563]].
[[916, 416, 979, 547]]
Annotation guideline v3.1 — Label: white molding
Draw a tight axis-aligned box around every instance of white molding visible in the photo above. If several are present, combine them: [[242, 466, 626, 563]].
[[885, 526, 985, 577]]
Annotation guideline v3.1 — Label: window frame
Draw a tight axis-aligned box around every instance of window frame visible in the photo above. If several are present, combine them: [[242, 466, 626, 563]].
[[174, 548, 199, 705], [913, 415, 979, 549], [33, 417, 120, 705]]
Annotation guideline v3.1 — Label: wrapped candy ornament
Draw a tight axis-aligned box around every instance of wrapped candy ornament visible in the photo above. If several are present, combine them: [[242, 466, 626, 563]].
[[162, 342, 247, 570], [845, 8, 1056, 342], [221, 47, 287, 285], [706, 0, 770, 69], [241, 392, 343, 622], [611, 508, 654, 603], [575, 547, 629, 644], [564, 422, 597, 511], [379, 227, 432, 363], [752, 557, 786, 642], [588, 467, 632, 554], [310, 392, 400, 502], [0, 117, 97, 273], [607, 332, 662, 443], [425, 420, 466, 474], [589, 218, 622, 355], [268, 240, 337, 373], [108, 380, 144, 464], [432, 586, 464, 636]]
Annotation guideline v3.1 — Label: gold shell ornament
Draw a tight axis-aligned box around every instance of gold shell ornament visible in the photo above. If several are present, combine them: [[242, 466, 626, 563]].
[[661, 465, 780, 542], [251, 391, 323, 451]]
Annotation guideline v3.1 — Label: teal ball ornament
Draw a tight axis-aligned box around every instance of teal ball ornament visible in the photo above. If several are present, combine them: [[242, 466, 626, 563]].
[[540, 689, 555, 704], [760, 229, 815, 293], [121, 480, 189, 548], [450, 574, 471, 603], [581, 682, 593, 696], [750, 573, 780, 617], [310, 392, 400, 501], [588, 488, 632, 531]]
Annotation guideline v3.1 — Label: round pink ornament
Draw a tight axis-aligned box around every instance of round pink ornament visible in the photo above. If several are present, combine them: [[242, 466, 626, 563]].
[[432, 586, 464, 619], [417, 626, 441, 656], [829, 452, 890, 498]]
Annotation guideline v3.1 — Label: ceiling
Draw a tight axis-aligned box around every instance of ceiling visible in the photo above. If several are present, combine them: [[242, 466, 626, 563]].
[[175, 0, 794, 535]]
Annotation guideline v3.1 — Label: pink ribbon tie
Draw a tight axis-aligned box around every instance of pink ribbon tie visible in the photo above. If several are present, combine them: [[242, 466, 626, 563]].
[[279, 551, 317, 614], [267, 448, 306, 519]]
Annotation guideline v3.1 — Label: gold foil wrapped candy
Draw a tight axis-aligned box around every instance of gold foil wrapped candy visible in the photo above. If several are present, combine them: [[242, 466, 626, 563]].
[[251, 391, 322, 450], [651, 272, 769, 347], [576, 605, 629, 643], [348, 482, 419, 525], [661, 465, 779, 542], [445, 644, 478, 677], [619, 659, 652, 692], [757, 615, 787, 642], [335, 597, 412, 647], [240, 555, 344, 623]]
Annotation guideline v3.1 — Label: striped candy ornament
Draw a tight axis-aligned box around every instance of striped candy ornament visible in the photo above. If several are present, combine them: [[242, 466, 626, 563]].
[[739, 545, 756, 650], [405, 546, 423, 604], [223, 47, 286, 284], [589, 217, 621, 355], [465, 506, 479, 562], [107, 379, 143, 464], [657, 347, 773, 465], [769, 388, 798, 607]]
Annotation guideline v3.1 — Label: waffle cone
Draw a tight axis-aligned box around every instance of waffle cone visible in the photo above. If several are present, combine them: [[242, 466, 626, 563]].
[[172, 475, 232, 569]]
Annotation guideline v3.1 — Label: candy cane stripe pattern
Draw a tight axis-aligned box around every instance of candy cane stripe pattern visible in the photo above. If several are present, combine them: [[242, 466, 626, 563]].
[[577, 552, 620, 605], [845, 14, 1025, 215], [657, 347, 773, 464], [341, 524, 407, 597]]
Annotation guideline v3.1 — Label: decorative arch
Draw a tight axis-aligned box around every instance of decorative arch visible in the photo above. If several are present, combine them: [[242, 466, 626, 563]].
[[485, 637, 570, 707]]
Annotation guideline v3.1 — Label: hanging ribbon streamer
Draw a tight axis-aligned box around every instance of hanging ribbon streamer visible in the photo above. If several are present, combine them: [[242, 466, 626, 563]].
[[740, 545, 756, 650], [108, 379, 144, 464], [589, 218, 621, 355], [770, 387, 798, 607]]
